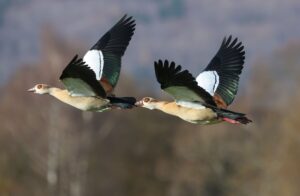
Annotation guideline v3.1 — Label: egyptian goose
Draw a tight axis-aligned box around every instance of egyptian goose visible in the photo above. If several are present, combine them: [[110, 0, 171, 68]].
[[28, 15, 136, 112], [136, 36, 252, 124]]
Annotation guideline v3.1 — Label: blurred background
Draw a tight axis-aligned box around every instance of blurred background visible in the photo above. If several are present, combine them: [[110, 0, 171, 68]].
[[1, 0, 300, 195]]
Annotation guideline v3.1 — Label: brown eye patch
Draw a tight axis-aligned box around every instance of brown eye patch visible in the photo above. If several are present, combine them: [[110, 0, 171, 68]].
[[144, 97, 150, 103], [37, 84, 43, 89]]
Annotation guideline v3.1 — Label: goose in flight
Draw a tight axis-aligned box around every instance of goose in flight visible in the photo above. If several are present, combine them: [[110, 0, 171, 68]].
[[28, 15, 136, 112], [136, 36, 252, 124]]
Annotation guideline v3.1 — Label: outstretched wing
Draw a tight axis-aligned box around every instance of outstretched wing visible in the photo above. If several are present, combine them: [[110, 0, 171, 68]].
[[60, 55, 106, 97], [83, 15, 136, 94], [196, 35, 245, 108], [155, 60, 216, 106]]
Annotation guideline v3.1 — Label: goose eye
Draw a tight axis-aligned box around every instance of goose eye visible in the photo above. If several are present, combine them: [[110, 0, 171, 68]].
[[37, 84, 42, 89], [144, 97, 150, 103]]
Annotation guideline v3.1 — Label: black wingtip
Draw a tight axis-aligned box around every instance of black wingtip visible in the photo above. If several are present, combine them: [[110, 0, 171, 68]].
[[91, 14, 136, 55], [118, 14, 136, 28], [204, 35, 245, 106], [72, 54, 78, 61], [59, 54, 107, 97], [60, 54, 81, 80], [69, 54, 79, 65], [221, 35, 244, 52], [120, 14, 128, 20]]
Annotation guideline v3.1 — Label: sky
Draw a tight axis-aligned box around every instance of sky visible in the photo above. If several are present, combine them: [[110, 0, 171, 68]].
[[0, 0, 300, 84]]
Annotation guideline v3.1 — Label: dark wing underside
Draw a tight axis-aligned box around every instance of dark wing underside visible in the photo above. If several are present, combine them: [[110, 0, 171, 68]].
[[60, 55, 106, 97], [91, 15, 135, 89], [155, 60, 216, 106]]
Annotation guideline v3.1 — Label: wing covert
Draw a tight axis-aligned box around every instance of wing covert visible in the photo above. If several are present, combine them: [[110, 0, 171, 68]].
[[155, 60, 216, 106], [60, 55, 106, 97]]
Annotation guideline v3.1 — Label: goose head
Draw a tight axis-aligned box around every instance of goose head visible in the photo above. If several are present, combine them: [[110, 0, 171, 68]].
[[135, 97, 158, 110], [28, 84, 51, 94]]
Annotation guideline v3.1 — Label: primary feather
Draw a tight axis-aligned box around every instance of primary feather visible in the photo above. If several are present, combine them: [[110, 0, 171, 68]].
[[196, 35, 245, 106], [154, 60, 216, 106], [60, 55, 106, 97], [83, 15, 136, 91]]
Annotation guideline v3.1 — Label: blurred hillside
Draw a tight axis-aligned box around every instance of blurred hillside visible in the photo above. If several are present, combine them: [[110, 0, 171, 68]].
[[1, 24, 300, 196], [1, 0, 300, 84]]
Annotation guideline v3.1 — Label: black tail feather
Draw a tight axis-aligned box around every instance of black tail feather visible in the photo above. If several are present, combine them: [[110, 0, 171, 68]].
[[235, 116, 252, 124], [212, 107, 252, 124], [108, 96, 136, 109]]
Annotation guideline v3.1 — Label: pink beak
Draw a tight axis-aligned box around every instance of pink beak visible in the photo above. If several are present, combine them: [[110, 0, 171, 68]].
[[27, 88, 35, 92]]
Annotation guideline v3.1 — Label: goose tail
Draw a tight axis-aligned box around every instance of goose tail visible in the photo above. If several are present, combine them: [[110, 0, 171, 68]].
[[108, 96, 136, 109], [213, 107, 252, 124]]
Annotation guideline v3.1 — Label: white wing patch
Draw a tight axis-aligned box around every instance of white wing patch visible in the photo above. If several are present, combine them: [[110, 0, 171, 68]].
[[176, 100, 205, 109], [83, 50, 104, 80], [196, 71, 219, 95]]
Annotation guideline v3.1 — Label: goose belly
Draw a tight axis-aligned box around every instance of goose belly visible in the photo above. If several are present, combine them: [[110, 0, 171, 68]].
[[176, 107, 218, 124], [60, 96, 109, 111]]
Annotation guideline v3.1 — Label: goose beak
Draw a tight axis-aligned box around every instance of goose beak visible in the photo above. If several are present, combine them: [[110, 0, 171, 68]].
[[27, 88, 35, 92], [135, 100, 143, 107]]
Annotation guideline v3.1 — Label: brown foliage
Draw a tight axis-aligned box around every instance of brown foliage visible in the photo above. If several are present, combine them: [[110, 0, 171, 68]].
[[1, 31, 300, 196]]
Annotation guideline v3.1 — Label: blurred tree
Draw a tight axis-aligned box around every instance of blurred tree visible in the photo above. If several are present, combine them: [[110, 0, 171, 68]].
[[1, 28, 300, 196]]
